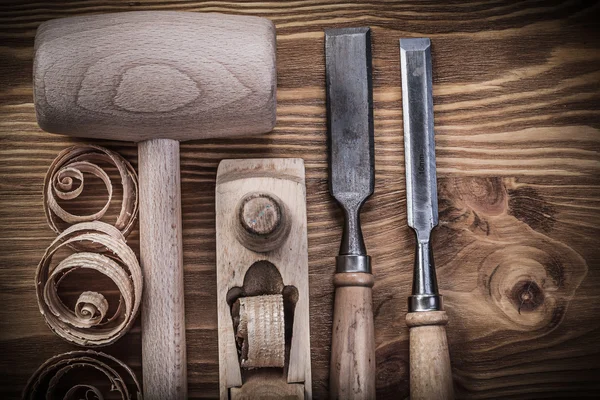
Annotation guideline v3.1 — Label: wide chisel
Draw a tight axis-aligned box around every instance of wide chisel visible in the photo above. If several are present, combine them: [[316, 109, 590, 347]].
[[325, 27, 376, 399], [400, 37, 454, 400]]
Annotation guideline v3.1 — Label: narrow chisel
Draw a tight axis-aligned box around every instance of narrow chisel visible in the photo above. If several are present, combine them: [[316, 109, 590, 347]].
[[325, 27, 376, 400], [400, 37, 454, 400]]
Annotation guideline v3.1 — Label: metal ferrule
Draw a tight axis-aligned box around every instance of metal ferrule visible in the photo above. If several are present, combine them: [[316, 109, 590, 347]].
[[409, 294, 443, 312], [336, 254, 371, 273], [409, 239, 443, 312]]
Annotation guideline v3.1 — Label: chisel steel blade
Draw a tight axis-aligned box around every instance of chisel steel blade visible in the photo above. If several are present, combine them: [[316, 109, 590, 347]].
[[400, 38, 438, 242], [325, 27, 374, 265], [401, 37, 442, 312]]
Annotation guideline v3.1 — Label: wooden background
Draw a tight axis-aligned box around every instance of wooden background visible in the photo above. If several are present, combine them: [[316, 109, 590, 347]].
[[1, 1, 599, 398]]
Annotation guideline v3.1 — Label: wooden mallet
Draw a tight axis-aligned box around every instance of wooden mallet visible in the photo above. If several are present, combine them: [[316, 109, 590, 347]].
[[33, 11, 276, 399]]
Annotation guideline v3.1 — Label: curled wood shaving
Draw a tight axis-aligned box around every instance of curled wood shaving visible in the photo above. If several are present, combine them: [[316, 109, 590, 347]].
[[43, 145, 138, 241], [35, 221, 142, 347], [22, 350, 142, 400], [236, 294, 285, 368]]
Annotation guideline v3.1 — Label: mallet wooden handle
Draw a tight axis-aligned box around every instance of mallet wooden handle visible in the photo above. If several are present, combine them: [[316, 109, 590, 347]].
[[330, 272, 376, 400], [406, 311, 454, 400], [139, 138, 187, 399]]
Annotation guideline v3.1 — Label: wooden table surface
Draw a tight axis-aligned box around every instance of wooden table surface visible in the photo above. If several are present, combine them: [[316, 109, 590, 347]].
[[1, 1, 599, 399]]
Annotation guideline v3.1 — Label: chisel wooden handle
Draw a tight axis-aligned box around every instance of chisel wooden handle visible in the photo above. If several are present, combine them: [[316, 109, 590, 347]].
[[330, 272, 376, 400], [406, 311, 454, 400]]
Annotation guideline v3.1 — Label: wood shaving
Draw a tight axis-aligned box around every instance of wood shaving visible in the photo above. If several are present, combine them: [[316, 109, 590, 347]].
[[236, 294, 285, 368], [35, 221, 142, 347], [22, 350, 142, 400], [43, 145, 138, 242]]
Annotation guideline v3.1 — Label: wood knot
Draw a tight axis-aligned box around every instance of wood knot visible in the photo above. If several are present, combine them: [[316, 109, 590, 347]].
[[511, 280, 544, 313], [454, 177, 507, 216], [480, 241, 587, 332], [235, 192, 291, 253], [438, 177, 507, 236]]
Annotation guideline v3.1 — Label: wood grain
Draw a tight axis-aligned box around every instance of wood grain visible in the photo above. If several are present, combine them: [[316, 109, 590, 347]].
[[1, 1, 600, 399], [229, 370, 304, 400], [216, 159, 311, 399], [330, 273, 376, 400], [138, 138, 187, 400], [406, 311, 454, 400], [32, 11, 277, 142]]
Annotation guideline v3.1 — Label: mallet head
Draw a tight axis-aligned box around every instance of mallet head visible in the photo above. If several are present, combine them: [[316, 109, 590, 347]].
[[33, 11, 277, 142]]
